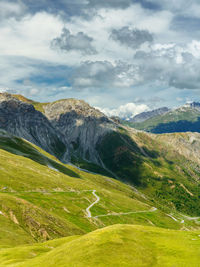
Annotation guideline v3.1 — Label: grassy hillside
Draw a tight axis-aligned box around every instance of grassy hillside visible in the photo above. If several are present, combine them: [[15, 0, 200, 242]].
[[0, 131, 200, 266], [0, 224, 199, 267], [3, 130, 197, 248], [97, 127, 200, 216]]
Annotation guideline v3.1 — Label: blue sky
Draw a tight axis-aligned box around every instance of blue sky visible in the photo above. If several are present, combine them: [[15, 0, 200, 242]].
[[1, 0, 200, 118]]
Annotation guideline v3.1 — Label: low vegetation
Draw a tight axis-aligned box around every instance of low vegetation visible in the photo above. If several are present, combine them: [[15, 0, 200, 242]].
[[0, 127, 200, 265], [0, 224, 199, 267]]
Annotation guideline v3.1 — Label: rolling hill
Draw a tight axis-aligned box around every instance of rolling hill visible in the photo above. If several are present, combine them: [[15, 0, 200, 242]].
[[0, 224, 200, 267]]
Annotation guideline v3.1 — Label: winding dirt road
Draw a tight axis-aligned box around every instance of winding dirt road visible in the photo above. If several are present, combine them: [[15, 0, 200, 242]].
[[86, 190, 100, 218], [85, 190, 157, 218]]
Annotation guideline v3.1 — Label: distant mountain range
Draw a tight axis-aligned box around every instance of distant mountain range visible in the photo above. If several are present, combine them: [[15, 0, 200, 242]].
[[129, 107, 170, 123], [123, 102, 200, 133]]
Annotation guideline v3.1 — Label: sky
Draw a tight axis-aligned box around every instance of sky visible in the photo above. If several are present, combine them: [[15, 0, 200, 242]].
[[1, 0, 200, 119]]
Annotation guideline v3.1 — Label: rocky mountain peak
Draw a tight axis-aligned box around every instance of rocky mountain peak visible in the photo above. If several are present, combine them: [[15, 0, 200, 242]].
[[43, 98, 116, 164], [0, 93, 35, 113], [44, 98, 109, 121], [0, 93, 66, 159], [0, 92, 17, 102]]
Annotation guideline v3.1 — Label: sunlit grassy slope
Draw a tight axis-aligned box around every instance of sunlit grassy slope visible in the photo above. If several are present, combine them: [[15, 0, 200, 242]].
[[0, 130, 200, 266], [0, 131, 182, 246], [0, 224, 199, 267], [1, 130, 200, 249]]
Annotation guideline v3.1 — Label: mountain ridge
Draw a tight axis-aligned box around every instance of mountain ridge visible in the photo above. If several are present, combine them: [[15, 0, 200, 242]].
[[129, 107, 170, 123], [124, 101, 200, 133]]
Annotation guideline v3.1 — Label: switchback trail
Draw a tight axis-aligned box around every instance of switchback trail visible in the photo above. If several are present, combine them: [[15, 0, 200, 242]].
[[85, 190, 157, 218], [94, 207, 157, 218], [86, 190, 100, 218]]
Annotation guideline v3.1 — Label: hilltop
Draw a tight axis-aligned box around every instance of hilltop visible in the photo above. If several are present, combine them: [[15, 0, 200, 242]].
[[0, 224, 200, 267]]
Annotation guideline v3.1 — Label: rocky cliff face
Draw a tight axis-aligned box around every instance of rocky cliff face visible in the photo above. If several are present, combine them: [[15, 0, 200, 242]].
[[44, 99, 117, 164], [0, 94, 118, 166], [0, 93, 67, 159]]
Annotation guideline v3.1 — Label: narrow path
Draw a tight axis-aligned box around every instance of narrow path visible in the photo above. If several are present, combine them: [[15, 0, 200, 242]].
[[166, 214, 178, 222], [85, 190, 157, 219], [86, 190, 100, 218], [182, 215, 200, 221], [94, 207, 157, 218]]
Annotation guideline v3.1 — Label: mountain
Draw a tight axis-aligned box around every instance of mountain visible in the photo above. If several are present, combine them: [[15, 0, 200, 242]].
[[1, 93, 200, 265], [43, 98, 117, 165], [0, 93, 67, 159], [1, 93, 200, 216], [129, 107, 170, 123], [0, 93, 118, 169], [125, 102, 200, 133]]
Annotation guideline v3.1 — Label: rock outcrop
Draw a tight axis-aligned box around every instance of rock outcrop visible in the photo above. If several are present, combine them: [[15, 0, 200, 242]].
[[44, 99, 117, 164], [0, 94, 118, 165], [0, 93, 67, 159]]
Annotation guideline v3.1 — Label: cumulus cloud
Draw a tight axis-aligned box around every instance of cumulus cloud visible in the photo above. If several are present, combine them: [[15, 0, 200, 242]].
[[110, 27, 153, 49], [133, 43, 200, 90], [51, 28, 97, 55], [97, 102, 149, 120], [0, 1, 26, 20], [70, 60, 141, 89], [1, 0, 200, 109]]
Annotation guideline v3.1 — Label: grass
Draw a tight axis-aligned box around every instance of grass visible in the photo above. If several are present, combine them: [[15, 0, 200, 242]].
[[0, 224, 199, 266], [0, 128, 200, 266], [1, 130, 200, 249], [96, 128, 200, 217], [11, 94, 48, 113]]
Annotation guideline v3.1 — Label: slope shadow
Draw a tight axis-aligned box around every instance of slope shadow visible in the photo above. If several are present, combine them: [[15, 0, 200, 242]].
[[150, 117, 200, 134], [96, 130, 161, 186], [0, 135, 80, 178]]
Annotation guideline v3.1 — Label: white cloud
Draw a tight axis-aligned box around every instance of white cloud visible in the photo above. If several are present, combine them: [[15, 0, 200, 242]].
[[0, 12, 68, 64], [51, 28, 97, 55], [71, 60, 142, 89], [97, 102, 149, 120], [187, 40, 200, 58], [0, 1, 25, 19], [0, 1, 199, 109]]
